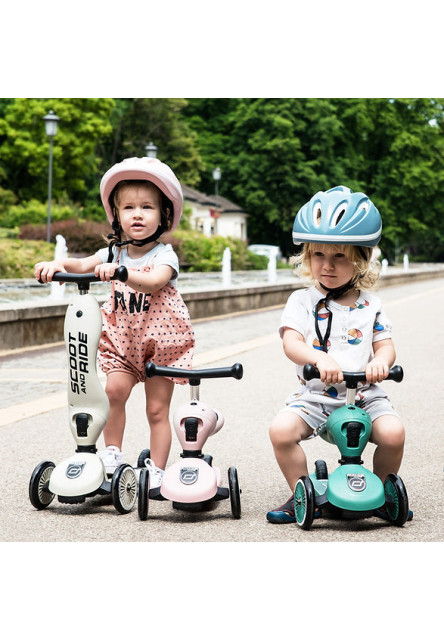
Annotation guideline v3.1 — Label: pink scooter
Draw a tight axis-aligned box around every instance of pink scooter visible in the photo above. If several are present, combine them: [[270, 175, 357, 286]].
[[137, 362, 243, 520]]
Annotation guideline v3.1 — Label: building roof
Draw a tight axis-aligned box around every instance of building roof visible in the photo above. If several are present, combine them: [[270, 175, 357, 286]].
[[182, 184, 246, 215]]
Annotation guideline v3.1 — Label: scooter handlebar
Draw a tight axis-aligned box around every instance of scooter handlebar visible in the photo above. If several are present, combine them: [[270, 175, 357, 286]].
[[303, 363, 403, 384], [42, 265, 128, 285], [146, 361, 244, 382]]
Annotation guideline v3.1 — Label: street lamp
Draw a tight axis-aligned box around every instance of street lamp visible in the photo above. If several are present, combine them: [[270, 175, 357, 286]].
[[212, 166, 221, 201], [145, 142, 158, 158], [43, 110, 59, 243]]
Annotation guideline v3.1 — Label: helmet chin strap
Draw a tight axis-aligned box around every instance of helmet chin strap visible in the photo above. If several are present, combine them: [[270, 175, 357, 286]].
[[106, 222, 167, 263], [318, 279, 354, 300], [314, 279, 354, 353]]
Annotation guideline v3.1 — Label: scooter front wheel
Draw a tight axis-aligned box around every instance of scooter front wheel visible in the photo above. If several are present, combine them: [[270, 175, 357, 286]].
[[112, 464, 137, 514], [384, 473, 409, 526], [228, 467, 241, 519], [29, 461, 56, 510], [294, 476, 315, 530], [138, 468, 150, 521]]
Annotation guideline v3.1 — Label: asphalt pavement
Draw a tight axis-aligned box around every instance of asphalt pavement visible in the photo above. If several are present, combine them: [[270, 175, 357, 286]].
[[1, 277, 443, 543]]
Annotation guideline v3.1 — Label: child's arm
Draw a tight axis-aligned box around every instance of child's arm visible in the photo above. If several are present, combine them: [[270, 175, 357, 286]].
[[94, 262, 174, 294], [35, 255, 102, 283], [366, 338, 396, 383], [282, 327, 344, 385]]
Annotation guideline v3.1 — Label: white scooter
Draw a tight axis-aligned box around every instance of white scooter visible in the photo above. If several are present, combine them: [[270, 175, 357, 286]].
[[29, 267, 137, 514]]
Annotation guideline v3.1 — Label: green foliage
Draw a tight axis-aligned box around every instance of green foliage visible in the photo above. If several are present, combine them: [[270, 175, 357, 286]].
[[1, 98, 444, 269], [0, 98, 115, 204], [0, 238, 54, 278], [184, 98, 444, 261], [167, 229, 266, 271]]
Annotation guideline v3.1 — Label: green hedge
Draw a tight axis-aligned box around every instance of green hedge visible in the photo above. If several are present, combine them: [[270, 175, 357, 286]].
[[166, 229, 269, 271], [0, 238, 54, 278]]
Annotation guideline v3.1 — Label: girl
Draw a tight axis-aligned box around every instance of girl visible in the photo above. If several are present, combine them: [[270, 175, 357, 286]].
[[35, 157, 195, 489], [267, 185, 411, 523]]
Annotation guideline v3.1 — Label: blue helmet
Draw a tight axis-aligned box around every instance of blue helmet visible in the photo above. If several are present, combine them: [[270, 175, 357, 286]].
[[292, 186, 382, 247]]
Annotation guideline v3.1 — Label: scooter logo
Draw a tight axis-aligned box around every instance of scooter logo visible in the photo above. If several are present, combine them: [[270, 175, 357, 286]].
[[66, 462, 86, 479], [180, 467, 199, 485], [347, 473, 366, 492]]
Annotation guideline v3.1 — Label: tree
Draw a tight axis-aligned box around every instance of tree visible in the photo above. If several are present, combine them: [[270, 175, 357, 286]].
[[97, 98, 203, 187], [0, 98, 115, 207]]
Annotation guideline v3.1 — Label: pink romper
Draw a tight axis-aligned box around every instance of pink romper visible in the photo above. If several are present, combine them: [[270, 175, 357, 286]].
[[98, 259, 194, 384]]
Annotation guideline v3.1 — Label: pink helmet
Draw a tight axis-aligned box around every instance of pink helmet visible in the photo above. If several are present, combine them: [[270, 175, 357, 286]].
[[100, 157, 183, 232]]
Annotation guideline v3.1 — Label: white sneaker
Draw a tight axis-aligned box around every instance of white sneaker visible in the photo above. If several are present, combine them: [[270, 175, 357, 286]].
[[99, 446, 123, 475], [144, 458, 164, 489]]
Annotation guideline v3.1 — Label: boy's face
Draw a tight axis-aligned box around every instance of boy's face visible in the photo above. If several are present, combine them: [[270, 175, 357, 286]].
[[310, 244, 355, 291]]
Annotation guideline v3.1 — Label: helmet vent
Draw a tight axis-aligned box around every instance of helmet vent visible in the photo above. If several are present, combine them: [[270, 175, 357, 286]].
[[313, 205, 322, 227], [334, 208, 346, 226]]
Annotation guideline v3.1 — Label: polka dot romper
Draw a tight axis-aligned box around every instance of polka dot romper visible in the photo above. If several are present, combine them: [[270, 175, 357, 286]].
[[98, 261, 195, 384]]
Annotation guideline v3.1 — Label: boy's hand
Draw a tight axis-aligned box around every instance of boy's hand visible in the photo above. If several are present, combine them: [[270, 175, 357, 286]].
[[315, 352, 343, 385], [94, 262, 119, 282], [365, 357, 389, 384], [34, 261, 66, 283]]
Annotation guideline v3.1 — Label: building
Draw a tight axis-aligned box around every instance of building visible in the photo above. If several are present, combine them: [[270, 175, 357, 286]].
[[182, 185, 248, 241]]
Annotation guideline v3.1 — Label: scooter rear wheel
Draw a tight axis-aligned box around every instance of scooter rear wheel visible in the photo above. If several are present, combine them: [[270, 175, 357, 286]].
[[294, 476, 315, 530], [315, 459, 328, 479], [228, 467, 241, 519], [384, 473, 409, 526], [137, 448, 151, 468], [29, 461, 56, 510], [138, 468, 150, 521], [112, 464, 137, 514]]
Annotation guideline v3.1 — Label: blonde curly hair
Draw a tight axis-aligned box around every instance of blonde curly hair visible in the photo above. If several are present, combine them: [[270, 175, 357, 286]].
[[294, 243, 380, 291]]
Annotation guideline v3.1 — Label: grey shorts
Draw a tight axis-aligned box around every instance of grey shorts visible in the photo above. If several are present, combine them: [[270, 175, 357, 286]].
[[281, 393, 399, 439]]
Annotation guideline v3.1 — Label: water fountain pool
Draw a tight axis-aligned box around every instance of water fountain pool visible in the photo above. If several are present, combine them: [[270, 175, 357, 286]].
[[0, 268, 298, 307]]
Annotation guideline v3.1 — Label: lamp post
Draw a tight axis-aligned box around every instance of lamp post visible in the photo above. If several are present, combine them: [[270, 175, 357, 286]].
[[212, 167, 221, 202], [145, 141, 158, 158], [43, 110, 59, 243], [212, 167, 222, 235]]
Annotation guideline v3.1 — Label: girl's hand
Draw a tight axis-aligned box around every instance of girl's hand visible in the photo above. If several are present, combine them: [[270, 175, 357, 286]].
[[315, 352, 343, 385], [365, 357, 389, 384], [94, 262, 119, 282], [34, 261, 66, 283]]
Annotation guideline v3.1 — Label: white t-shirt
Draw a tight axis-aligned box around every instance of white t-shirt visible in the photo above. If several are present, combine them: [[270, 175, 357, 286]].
[[96, 242, 180, 288], [280, 286, 392, 399]]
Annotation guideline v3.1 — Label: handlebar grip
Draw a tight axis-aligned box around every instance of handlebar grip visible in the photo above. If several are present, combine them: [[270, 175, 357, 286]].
[[41, 265, 128, 285], [146, 362, 243, 381], [303, 363, 403, 383]]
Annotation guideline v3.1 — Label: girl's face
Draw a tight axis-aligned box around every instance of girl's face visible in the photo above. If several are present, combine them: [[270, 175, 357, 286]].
[[310, 244, 355, 291], [116, 183, 162, 242]]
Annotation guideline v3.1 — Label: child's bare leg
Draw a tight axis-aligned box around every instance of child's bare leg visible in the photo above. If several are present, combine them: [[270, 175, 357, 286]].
[[144, 376, 174, 470], [103, 371, 137, 449], [269, 412, 313, 491], [371, 414, 405, 482]]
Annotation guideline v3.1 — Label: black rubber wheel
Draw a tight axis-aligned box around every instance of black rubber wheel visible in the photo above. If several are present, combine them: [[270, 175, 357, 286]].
[[294, 476, 315, 530], [137, 448, 151, 468], [384, 473, 409, 526], [315, 459, 328, 479], [111, 464, 137, 514], [228, 466, 241, 519], [138, 468, 150, 521], [29, 461, 56, 510]]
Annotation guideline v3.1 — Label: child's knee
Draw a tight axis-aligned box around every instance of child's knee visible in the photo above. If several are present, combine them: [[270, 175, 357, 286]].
[[269, 413, 307, 447], [373, 415, 405, 449]]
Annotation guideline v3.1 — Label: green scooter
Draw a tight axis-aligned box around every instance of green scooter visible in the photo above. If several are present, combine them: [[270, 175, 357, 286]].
[[294, 363, 409, 530]]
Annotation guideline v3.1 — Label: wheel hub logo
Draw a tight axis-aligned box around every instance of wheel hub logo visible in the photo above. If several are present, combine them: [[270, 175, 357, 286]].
[[347, 473, 366, 492], [180, 467, 199, 485], [66, 462, 86, 479]]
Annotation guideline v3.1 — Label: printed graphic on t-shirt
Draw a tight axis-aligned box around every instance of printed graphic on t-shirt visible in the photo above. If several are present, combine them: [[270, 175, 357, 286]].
[[114, 290, 152, 314]]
